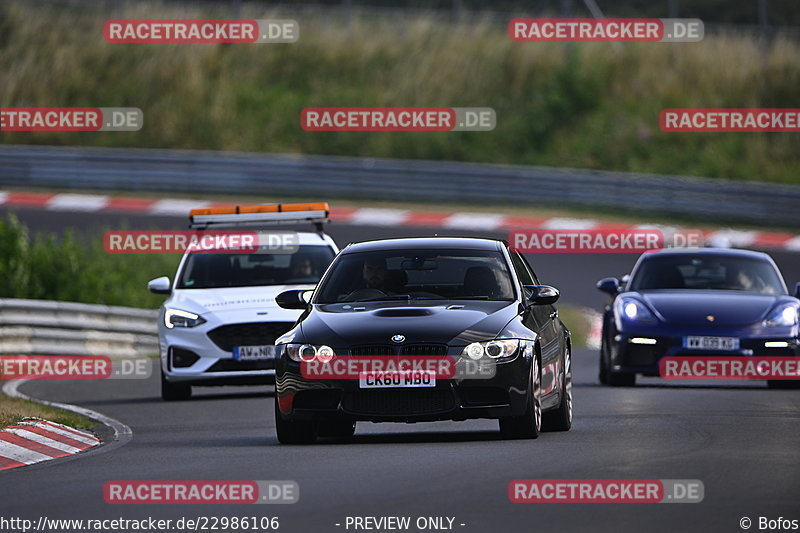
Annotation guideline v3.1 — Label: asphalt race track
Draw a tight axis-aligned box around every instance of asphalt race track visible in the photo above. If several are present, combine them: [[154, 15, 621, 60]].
[[2, 205, 800, 533]]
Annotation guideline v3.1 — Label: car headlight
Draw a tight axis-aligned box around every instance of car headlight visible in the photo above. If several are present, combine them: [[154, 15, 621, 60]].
[[764, 303, 799, 327], [615, 297, 657, 323], [284, 343, 336, 362], [164, 308, 207, 329], [461, 339, 520, 360]]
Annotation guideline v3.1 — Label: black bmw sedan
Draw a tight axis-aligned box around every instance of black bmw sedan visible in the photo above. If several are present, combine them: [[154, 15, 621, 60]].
[[273, 237, 572, 444]]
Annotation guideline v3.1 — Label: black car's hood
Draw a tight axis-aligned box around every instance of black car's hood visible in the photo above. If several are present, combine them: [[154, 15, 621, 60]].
[[299, 300, 519, 347], [636, 290, 789, 326]]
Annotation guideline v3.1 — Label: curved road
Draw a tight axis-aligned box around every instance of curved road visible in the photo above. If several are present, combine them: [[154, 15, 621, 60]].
[[2, 205, 800, 533]]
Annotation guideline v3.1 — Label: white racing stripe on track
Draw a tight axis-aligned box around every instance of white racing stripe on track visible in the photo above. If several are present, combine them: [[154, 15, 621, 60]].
[[541, 217, 599, 230], [783, 236, 800, 251], [3, 429, 83, 454], [348, 208, 409, 226], [443, 213, 506, 230], [0, 440, 53, 465], [705, 230, 758, 248], [17, 421, 99, 445], [47, 194, 110, 212], [150, 199, 210, 216]]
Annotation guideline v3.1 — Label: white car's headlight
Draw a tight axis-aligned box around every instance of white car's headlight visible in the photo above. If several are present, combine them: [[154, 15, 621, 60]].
[[764, 303, 799, 327], [284, 343, 336, 362], [164, 308, 207, 329], [461, 339, 520, 360]]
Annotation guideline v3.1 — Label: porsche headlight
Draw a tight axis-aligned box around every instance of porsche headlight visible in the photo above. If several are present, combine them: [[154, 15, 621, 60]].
[[764, 303, 799, 327], [164, 308, 206, 329], [615, 297, 657, 323], [461, 339, 520, 360]]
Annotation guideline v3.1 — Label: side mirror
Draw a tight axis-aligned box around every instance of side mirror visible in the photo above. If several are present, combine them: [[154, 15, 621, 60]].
[[276, 289, 313, 310], [794, 282, 800, 299], [524, 285, 560, 306], [596, 277, 621, 296], [147, 276, 171, 294]]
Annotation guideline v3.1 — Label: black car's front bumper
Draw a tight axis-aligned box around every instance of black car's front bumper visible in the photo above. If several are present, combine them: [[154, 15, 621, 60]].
[[610, 334, 800, 376], [275, 355, 532, 423]]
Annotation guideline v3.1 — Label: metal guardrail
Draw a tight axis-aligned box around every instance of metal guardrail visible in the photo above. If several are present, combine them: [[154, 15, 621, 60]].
[[0, 298, 158, 357], [0, 144, 798, 226]]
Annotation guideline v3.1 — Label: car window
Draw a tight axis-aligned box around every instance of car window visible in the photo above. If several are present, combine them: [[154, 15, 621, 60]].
[[177, 245, 335, 289], [629, 255, 785, 294], [315, 248, 515, 303], [511, 252, 536, 285]]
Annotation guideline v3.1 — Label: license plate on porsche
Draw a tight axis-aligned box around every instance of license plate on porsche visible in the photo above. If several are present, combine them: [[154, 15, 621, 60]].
[[233, 345, 275, 360], [683, 336, 739, 351], [359, 371, 436, 388]]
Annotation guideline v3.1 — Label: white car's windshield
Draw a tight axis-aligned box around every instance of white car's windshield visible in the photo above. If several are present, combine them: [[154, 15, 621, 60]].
[[177, 245, 335, 289]]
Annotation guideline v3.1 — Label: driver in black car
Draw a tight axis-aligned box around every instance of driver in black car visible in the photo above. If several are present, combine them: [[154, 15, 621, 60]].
[[341, 256, 401, 300], [362, 256, 388, 290]]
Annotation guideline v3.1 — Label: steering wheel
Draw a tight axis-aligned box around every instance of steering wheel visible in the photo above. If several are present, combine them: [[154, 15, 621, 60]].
[[408, 291, 440, 298], [344, 288, 388, 300]]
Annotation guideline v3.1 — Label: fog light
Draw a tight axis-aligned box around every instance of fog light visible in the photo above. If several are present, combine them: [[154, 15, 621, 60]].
[[764, 341, 790, 348], [629, 337, 657, 345], [170, 347, 200, 368]]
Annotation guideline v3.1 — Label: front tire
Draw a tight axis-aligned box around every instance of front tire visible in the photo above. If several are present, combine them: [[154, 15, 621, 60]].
[[274, 396, 317, 444], [161, 370, 191, 401], [499, 354, 542, 440], [543, 347, 573, 432], [603, 338, 636, 386], [599, 337, 609, 385]]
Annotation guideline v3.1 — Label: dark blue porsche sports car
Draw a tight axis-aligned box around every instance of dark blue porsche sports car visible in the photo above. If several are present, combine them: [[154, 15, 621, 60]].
[[597, 248, 800, 388]]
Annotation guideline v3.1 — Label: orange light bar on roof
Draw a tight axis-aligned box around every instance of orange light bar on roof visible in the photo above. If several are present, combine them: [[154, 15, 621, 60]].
[[189, 202, 329, 218], [188, 202, 330, 229]]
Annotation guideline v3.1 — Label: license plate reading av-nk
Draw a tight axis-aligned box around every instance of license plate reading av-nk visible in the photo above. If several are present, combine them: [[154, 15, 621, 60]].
[[233, 345, 275, 360], [359, 371, 436, 388], [683, 336, 739, 351]]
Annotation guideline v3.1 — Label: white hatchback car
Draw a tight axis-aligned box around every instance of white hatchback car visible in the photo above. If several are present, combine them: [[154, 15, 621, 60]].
[[148, 203, 338, 400]]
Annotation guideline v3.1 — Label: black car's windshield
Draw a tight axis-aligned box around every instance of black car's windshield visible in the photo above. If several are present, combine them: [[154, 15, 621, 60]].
[[177, 245, 335, 289], [315, 249, 515, 303], [629, 254, 785, 294]]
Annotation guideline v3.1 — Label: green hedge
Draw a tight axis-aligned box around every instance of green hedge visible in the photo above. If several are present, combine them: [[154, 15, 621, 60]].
[[0, 216, 177, 308]]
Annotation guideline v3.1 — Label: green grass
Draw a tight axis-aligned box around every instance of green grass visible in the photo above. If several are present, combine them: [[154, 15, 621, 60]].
[[0, 390, 94, 429], [0, 214, 178, 308], [555, 305, 591, 349], [1, 2, 799, 184]]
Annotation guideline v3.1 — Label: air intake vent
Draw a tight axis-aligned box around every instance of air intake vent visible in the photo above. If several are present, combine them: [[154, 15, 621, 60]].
[[207, 322, 294, 352]]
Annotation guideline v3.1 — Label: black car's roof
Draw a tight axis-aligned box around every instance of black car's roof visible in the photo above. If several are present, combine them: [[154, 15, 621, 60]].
[[640, 247, 772, 261], [341, 237, 504, 254]]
